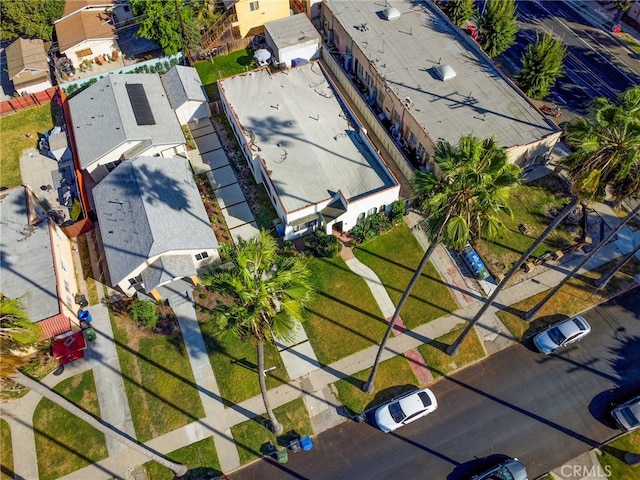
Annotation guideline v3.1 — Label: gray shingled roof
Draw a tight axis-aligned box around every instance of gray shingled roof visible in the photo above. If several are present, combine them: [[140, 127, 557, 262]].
[[92, 156, 218, 286], [161, 65, 208, 110], [68, 74, 185, 170], [0, 187, 60, 322]]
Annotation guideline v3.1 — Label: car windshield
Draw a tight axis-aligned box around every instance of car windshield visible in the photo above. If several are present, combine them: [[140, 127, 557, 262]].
[[389, 401, 406, 423], [547, 326, 566, 345], [418, 391, 432, 407], [620, 406, 640, 427], [486, 466, 515, 480]]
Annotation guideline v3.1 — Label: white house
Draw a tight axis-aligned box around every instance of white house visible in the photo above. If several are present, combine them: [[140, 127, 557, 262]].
[[68, 73, 186, 183], [218, 62, 400, 240], [264, 13, 322, 68], [92, 156, 219, 298], [161, 65, 211, 126], [5, 38, 52, 95]]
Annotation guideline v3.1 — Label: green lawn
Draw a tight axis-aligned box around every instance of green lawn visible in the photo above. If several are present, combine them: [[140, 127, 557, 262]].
[[597, 429, 640, 480], [0, 104, 55, 188], [353, 223, 458, 330], [304, 256, 387, 365], [0, 419, 13, 480], [143, 437, 221, 480], [111, 312, 205, 442], [194, 49, 256, 99], [475, 183, 575, 275], [33, 371, 108, 480], [200, 322, 290, 406], [496, 261, 637, 341], [333, 355, 419, 413], [417, 324, 485, 379], [231, 398, 313, 465]]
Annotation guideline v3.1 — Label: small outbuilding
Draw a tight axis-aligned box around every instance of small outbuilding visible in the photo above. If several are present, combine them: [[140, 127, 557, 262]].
[[161, 65, 211, 126], [5, 38, 52, 95], [264, 14, 321, 68]]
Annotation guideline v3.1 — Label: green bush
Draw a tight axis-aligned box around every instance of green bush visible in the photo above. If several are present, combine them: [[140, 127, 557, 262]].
[[70, 198, 83, 221], [351, 212, 393, 244], [304, 231, 342, 258], [128, 300, 158, 329], [389, 200, 406, 224]]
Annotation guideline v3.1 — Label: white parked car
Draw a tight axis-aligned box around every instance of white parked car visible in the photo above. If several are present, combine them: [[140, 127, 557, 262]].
[[611, 395, 640, 432], [533, 315, 591, 354], [374, 388, 438, 433]]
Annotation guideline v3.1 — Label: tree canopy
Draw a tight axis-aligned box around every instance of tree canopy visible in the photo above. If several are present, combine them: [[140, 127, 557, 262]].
[[131, 0, 202, 56], [441, 0, 477, 28], [517, 33, 566, 99], [0, 0, 65, 42], [477, 0, 519, 58], [560, 86, 640, 204], [1, 296, 42, 378]]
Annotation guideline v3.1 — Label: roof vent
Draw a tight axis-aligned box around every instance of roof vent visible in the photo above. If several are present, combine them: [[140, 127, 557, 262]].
[[435, 64, 456, 81], [382, 7, 401, 21]]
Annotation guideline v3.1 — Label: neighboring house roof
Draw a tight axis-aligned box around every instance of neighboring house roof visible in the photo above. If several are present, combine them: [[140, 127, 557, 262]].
[[55, 8, 116, 52], [5, 38, 49, 80], [324, 0, 557, 150], [62, 0, 113, 18], [161, 65, 208, 110], [265, 13, 321, 51], [92, 156, 218, 287], [218, 62, 397, 213], [68, 74, 185, 170], [0, 187, 60, 323]]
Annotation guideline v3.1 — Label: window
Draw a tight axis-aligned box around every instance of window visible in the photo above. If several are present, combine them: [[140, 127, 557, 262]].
[[61, 257, 67, 271], [408, 132, 417, 147], [293, 220, 316, 233], [367, 207, 377, 216], [377, 89, 385, 106], [249, 1, 259, 11], [416, 143, 426, 161], [356, 212, 365, 225], [379, 204, 386, 213], [392, 110, 400, 125], [128, 277, 140, 286], [64, 279, 70, 293], [195, 251, 209, 261], [364, 71, 371, 87], [357, 62, 364, 79]]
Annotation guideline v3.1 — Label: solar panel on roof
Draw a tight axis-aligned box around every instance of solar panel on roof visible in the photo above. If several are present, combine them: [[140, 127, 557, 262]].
[[126, 83, 156, 125]]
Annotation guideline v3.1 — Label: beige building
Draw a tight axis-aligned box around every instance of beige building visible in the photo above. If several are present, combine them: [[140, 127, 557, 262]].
[[321, 1, 562, 172], [232, 0, 291, 37]]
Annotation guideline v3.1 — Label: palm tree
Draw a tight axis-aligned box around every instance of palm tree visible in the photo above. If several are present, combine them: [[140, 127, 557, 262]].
[[442, 0, 477, 27], [446, 196, 580, 355], [363, 135, 521, 392], [517, 32, 566, 99], [477, 0, 519, 58], [524, 86, 640, 319], [201, 230, 314, 434], [1, 297, 188, 477]]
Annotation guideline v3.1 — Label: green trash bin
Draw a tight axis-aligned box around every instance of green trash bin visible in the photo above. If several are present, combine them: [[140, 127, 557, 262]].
[[83, 327, 97, 342], [276, 448, 288, 464]]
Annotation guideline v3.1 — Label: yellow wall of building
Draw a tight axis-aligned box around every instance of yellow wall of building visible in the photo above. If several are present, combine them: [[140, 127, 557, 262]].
[[235, 0, 290, 37]]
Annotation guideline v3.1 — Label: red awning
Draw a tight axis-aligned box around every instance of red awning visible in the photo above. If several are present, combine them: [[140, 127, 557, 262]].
[[38, 314, 72, 339]]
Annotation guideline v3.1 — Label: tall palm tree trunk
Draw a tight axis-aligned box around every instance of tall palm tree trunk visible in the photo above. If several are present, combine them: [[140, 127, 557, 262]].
[[525, 203, 640, 320], [446, 197, 580, 356], [257, 340, 283, 435], [363, 217, 448, 393], [12, 372, 188, 477], [594, 242, 640, 288]]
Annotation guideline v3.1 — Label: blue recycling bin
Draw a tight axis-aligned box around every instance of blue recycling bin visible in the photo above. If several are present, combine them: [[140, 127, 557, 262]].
[[299, 435, 313, 451], [78, 309, 93, 322]]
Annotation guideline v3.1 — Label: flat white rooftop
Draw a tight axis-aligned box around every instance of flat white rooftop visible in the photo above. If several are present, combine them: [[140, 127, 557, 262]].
[[325, 0, 558, 148], [219, 62, 397, 213]]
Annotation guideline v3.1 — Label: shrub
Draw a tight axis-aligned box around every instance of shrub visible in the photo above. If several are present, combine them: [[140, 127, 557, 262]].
[[389, 200, 405, 225], [128, 299, 158, 329], [70, 198, 83, 221], [304, 231, 342, 258], [351, 212, 393, 244]]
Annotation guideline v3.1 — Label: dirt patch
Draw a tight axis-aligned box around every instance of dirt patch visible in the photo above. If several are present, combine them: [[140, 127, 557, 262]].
[[109, 298, 180, 349], [195, 173, 233, 244], [192, 284, 226, 323]]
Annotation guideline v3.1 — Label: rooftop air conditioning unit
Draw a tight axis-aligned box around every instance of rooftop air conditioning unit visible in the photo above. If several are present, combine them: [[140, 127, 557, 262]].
[[382, 7, 401, 21], [435, 64, 456, 81]]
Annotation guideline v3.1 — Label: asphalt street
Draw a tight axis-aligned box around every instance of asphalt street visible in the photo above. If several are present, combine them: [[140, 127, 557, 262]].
[[499, 1, 640, 115], [233, 288, 640, 480]]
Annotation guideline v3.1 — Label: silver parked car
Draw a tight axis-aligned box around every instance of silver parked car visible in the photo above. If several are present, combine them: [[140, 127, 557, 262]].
[[611, 395, 640, 431], [374, 388, 438, 433], [471, 457, 528, 480], [533, 315, 591, 354]]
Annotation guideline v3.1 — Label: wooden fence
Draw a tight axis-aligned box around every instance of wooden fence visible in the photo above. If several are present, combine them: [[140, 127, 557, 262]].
[[0, 88, 59, 115]]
